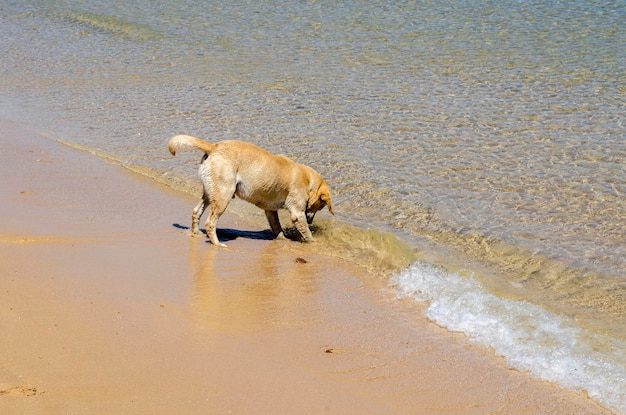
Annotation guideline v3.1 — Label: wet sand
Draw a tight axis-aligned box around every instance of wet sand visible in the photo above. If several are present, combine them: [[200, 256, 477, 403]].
[[0, 119, 612, 414]]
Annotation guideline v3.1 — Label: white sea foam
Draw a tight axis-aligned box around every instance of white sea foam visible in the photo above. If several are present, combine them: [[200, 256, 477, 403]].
[[392, 261, 626, 415]]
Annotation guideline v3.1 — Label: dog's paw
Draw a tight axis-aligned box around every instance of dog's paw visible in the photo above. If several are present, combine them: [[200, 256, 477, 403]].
[[189, 227, 202, 236]]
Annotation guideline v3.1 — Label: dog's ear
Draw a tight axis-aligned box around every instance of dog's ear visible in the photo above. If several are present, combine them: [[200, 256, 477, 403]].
[[321, 192, 334, 215], [309, 183, 334, 215]]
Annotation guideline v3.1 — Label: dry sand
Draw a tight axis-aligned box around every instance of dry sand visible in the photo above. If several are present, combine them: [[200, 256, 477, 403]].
[[0, 119, 613, 414]]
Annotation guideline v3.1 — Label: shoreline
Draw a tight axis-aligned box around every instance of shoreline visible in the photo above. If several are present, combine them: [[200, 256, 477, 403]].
[[0, 118, 613, 414]]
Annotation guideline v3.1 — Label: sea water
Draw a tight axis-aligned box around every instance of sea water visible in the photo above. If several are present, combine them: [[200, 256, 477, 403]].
[[1, 1, 624, 412]]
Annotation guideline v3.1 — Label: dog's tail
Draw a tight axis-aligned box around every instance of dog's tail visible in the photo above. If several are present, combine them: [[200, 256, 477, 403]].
[[168, 135, 217, 156]]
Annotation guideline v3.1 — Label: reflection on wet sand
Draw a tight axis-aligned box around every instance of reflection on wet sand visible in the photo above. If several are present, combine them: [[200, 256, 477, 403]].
[[187, 237, 320, 332]]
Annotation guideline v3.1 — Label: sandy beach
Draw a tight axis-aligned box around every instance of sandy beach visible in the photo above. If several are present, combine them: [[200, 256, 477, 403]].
[[0, 118, 612, 414]]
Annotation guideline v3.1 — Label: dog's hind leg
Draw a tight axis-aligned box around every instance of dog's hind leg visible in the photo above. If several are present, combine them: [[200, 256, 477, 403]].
[[264, 210, 285, 239], [191, 196, 207, 235], [205, 208, 226, 247], [205, 187, 235, 248]]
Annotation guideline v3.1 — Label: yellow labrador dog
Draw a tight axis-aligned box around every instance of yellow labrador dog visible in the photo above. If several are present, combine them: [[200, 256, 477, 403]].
[[168, 135, 334, 247]]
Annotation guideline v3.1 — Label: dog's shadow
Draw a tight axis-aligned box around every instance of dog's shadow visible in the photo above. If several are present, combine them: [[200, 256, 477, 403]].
[[172, 223, 301, 242]]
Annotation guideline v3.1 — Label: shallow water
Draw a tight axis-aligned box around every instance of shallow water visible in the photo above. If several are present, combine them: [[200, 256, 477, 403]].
[[1, 0, 624, 412]]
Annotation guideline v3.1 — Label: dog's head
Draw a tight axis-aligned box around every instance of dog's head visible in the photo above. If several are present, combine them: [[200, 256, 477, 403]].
[[307, 182, 334, 224]]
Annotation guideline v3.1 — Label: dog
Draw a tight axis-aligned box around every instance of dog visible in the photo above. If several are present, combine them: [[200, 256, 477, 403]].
[[168, 135, 334, 247]]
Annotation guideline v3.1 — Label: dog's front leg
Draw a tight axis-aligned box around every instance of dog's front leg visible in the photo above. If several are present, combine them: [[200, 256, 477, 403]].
[[265, 210, 285, 239], [291, 211, 314, 242]]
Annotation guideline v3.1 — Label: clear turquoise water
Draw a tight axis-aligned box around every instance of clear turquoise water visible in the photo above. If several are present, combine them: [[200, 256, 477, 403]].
[[1, 1, 624, 411]]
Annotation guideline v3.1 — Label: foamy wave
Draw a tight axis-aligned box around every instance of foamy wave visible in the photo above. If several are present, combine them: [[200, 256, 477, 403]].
[[392, 261, 626, 415]]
